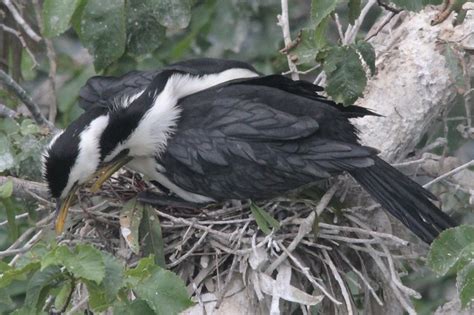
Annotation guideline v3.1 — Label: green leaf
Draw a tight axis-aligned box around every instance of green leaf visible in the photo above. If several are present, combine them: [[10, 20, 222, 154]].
[[291, 19, 329, 65], [355, 40, 376, 75], [120, 198, 143, 254], [0, 179, 13, 199], [98, 253, 124, 304], [2, 197, 18, 240], [0, 262, 40, 288], [444, 43, 465, 92], [125, 256, 156, 283], [140, 205, 166, 267], [114, 299, 155, 315], [54, 279, 73, 311], [42, 0, 83, 37], [311, 0, 338, 28], [348, 0, 361, 25], [20, 119, 40, 136], [134, 267, 193, 315], [83, 253, 124, 312], [324, 45, 367, 105], [0, 288, 14, 307], [387, 0, 442, 12], [458, 262, 474, 308], [126, 0, 166, 55], [250, 203, 280, 235], [24, 266, 64, 313], [80, 0, 126, 70], [428, 225, 474, 276], [0, 134, 15, 172], [156, 0, 192, 29], [41, 244, 106, 283]]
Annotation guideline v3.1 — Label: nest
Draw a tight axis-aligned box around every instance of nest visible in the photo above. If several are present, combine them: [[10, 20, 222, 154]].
[[27, 170, 426, 314]]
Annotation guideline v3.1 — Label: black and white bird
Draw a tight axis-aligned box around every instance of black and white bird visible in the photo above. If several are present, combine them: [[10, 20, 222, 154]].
[[43, 58, 455, 243]]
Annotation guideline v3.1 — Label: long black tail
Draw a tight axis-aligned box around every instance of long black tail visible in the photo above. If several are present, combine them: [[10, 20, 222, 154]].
[[349, 157, 456, 243]]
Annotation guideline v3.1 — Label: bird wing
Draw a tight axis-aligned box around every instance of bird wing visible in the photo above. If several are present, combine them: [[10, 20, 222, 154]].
[[78, 70, 157, 111], [78, 58, 260, 112], [159, 83, 376, 200]]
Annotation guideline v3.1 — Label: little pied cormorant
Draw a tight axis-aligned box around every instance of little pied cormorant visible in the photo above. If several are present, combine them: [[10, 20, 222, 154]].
[[42, 58, 455, 243]]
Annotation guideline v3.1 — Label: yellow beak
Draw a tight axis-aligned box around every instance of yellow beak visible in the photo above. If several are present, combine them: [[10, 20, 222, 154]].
[[90, 155, 133, 193], [55, 184, 78, 234], [54, 154, 133, 234]]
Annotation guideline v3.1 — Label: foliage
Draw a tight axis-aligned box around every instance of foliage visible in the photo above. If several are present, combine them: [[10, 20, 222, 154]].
[[428, 225, 474, 308], [0, 243, 192, 314]]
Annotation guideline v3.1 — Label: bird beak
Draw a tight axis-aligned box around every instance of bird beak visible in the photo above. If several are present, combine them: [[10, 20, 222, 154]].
[[90, 153, 133, 193], [54, 151, 132, 234], [55, 183, 79, 234]]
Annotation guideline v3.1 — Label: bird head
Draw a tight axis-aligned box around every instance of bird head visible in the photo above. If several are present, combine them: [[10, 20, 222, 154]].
[[42, 106, 133, 233]]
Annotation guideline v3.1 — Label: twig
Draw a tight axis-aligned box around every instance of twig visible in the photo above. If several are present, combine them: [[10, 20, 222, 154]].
[[0, 103, 18, 118], [2, 0, 41, 42], [345, 0, 377, 44], [0, 69, 56, 130], [32, 0, 58, 122], [0, 23, 39, 67], [322, 249, 354, 315], [265, 182, 339, 273], [376, 0, 403, 13], [423, 160, 474, 188], [366, 12, 397, 41], [65, 296, 88, 315], [277, 0, 299, 80], [279, 241, 341, 305], [334, 13, 345, 43], [338, 251, 384, 306]]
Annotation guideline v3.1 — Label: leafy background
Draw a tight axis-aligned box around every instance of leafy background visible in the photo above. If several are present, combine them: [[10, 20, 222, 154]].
[[0, 0, 472, 313]]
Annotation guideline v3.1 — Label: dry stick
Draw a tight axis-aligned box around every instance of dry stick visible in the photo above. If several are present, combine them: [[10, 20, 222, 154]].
[[265, 182, 339, 274], [318, 222, 408, 245], [423, 160, 474, 188], [0, 23, 39, 67], [365, 243, 417, 315], [2, 0, 41, 42], [338, 251, 384, 306], [322, 250, 354, 315], [278, 241, 341, 305], [168, 230, 210, 268], [277, 0, 299, 80], [0, 70, 56, 130], [32, 0, 58, 122]]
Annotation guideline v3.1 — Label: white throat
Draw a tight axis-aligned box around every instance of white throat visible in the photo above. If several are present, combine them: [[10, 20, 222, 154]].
[[104, 68, 259, 162]]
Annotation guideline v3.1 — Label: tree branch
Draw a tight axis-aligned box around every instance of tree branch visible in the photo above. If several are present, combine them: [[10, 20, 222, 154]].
[[0, 69, 57, 131], [0, 176, 49, 200], [2, 0, 41, 42]]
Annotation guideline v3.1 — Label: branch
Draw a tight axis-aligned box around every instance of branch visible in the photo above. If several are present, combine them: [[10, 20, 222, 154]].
[[0, 23, 39, 68], [0, 69, 57, 131], [0, 103, 17, 118], [0, 176, 49, 200], [32, 0, 58, 123], [2, 0, 41, 42], [277, 0, 299, 80]]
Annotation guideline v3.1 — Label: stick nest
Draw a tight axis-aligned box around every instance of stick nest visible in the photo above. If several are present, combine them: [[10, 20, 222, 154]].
[[45, 171, 426, 314]]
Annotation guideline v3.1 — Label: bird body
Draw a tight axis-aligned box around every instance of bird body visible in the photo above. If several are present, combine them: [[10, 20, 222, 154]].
[[43, 58, 455, 243]]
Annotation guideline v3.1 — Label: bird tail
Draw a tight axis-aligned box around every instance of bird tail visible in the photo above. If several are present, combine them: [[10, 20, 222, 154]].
[[349, 157, 456, 243]]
